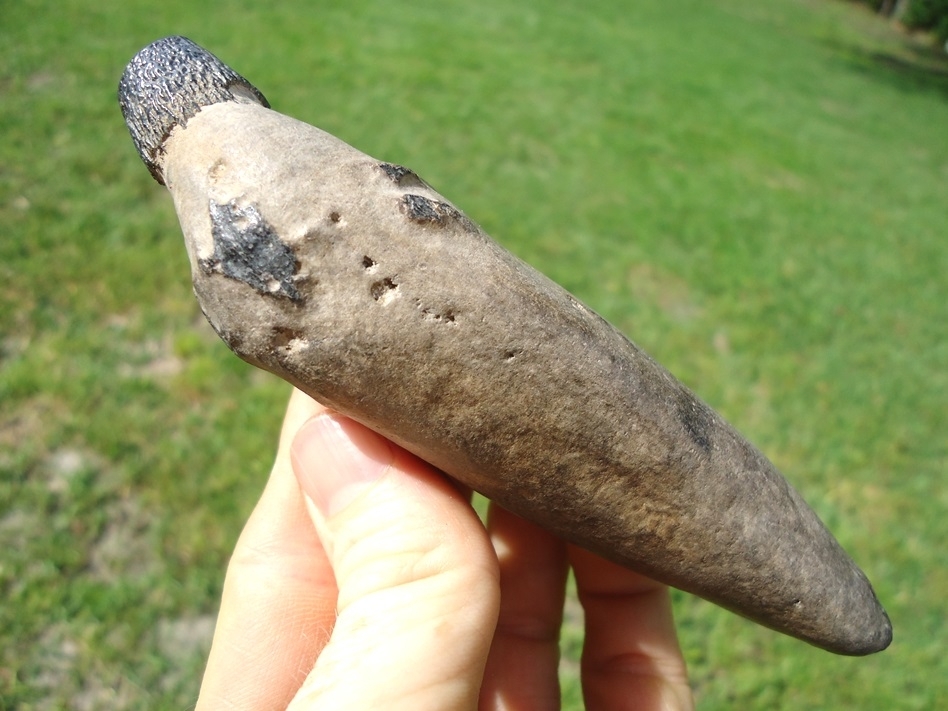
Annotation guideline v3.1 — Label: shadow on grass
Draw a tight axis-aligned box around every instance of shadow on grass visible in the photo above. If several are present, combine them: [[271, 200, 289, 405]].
[[864, 49, 948, 97], [831, 38, 948, 101]]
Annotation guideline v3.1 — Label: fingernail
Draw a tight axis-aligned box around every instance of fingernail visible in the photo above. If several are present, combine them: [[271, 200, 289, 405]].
[[291, 414, 394, 517]]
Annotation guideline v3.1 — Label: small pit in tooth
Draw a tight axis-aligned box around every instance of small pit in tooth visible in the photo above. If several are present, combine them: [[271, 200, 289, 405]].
[[371, 277, 399, 305]]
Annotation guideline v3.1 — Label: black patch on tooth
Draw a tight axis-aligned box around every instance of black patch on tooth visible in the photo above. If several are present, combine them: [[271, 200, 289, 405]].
[[377, 162, 428, 189], [118, 36, 269, 184], [200, 200, 302, 302], [401, 194, 466, 226], [378, 163, 416, 182]]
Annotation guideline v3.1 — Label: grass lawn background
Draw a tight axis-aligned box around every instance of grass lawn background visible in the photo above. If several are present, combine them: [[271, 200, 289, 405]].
[[2, 0, 946, 707]]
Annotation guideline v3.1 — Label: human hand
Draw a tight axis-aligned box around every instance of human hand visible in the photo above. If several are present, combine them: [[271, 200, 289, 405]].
[[196, 388, 693, 710]]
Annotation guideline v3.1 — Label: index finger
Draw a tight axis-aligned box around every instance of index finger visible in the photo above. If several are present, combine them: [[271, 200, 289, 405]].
[[197, 388, 338, 710]]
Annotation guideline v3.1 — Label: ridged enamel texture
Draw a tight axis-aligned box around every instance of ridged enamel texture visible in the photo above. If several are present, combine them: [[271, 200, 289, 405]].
[[118, 36, 269, 184]]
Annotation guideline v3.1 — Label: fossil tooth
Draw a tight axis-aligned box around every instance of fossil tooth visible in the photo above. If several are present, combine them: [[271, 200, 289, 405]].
[[119, 36, 892, 656]]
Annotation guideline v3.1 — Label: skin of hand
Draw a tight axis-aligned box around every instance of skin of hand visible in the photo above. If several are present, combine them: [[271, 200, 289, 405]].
[[195, 388, 693, 711]]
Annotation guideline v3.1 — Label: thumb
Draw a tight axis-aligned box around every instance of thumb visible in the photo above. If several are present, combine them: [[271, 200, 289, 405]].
[[287, 413, 500, 711]]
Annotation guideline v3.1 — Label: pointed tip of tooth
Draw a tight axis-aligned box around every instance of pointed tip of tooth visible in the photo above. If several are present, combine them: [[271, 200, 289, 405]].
[[834, 624, 893, 656], [780, 560, 892, 656], [812, 605, 892, 656], [860, 614, 893, 656], [118, 36, 269, 184], [835, 598, 893, 656], [822, 559, 893, 656]]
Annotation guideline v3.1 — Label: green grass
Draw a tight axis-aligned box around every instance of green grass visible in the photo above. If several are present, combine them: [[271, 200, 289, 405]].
[[2, 0, 946, 707]]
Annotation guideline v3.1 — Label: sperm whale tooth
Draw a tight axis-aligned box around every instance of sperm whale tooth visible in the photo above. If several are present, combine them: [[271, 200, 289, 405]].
[[119, 37, 892, 656]]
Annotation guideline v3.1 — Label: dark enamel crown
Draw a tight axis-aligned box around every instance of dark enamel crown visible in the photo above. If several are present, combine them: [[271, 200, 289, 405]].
[[118, 36, 269, 184]]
